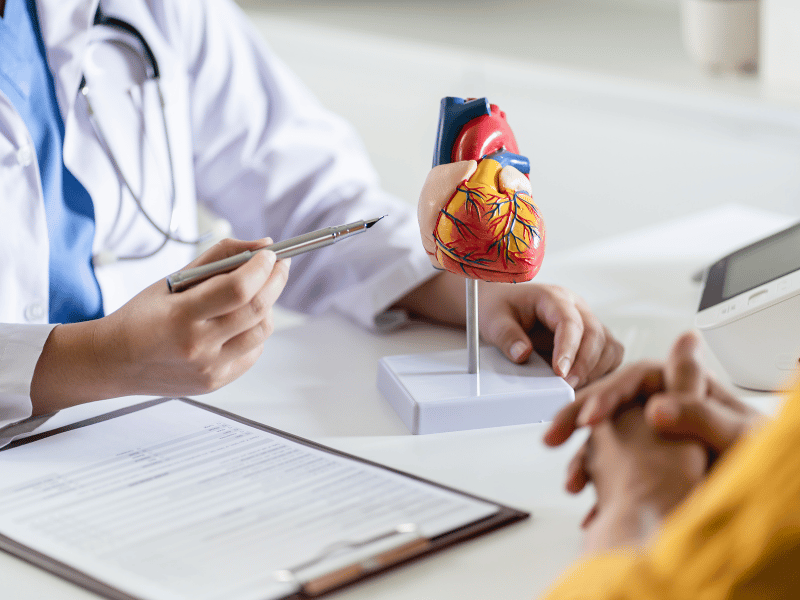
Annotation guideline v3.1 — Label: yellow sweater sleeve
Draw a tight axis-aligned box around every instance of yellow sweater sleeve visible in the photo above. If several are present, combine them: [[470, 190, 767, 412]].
[[542, 379, 800, 600]]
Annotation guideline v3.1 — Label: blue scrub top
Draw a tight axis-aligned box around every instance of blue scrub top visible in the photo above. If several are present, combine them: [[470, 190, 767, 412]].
[[0, 0, 104, 323]]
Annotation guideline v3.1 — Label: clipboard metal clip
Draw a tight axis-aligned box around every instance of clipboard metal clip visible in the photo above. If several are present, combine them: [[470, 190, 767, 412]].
[[273, 523, 431, 596]]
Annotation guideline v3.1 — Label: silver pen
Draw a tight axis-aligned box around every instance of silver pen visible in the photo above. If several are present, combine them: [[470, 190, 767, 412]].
[[167, 216, 385, 292]]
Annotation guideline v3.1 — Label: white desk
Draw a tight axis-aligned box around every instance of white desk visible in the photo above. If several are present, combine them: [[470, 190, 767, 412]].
[[1, 205, 794, 600]]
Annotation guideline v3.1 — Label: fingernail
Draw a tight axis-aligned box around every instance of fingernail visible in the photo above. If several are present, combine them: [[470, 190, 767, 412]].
[[566, 375, 580, 389], [510, 341, 528, 361], [576, 395, 597, 426], [557, 357, 572, 378]]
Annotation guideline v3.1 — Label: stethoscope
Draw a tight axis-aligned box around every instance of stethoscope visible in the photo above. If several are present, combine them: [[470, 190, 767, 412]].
[[79, 7, 209, 265]]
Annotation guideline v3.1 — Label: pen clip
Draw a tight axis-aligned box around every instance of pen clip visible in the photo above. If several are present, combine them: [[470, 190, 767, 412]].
[[273, 523, 430, 596]]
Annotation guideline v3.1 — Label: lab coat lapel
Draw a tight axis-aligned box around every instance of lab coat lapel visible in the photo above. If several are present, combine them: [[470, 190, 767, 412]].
[[34, 0, 121, 258], [50, 0, 197, 312], [33, 0, 98, 119]]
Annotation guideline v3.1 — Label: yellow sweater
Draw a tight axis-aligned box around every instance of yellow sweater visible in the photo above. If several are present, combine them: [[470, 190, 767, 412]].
[[543, 381, 800, 599]]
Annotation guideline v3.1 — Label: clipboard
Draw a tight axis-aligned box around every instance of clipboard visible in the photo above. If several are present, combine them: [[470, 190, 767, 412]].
[[0, 398, 528, 600]]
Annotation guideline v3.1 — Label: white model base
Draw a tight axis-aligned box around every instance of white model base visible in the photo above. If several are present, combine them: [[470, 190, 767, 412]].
[[377, 347, 574, 435]]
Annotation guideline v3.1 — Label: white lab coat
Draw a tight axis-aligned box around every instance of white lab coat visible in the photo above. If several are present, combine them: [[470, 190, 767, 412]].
[[0, 0, 435, 430]]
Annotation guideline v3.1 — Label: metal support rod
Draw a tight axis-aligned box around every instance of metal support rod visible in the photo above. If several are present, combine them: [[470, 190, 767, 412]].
[[466, 278, 480, 374]]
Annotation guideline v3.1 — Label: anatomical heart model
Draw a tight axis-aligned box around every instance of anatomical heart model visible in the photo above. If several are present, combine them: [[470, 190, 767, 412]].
[[420, 97, 545, 283], [419, 97, 545, 374], [377, 98, 571, 435]]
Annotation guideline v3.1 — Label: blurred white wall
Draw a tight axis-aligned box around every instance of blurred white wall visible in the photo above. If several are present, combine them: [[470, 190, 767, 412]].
[[588, 0, 678, 5], [237, 1, 800, 253], [762, 0, 800, 94]]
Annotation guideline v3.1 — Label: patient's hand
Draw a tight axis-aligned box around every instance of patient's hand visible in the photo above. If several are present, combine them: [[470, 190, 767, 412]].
[[543, 331, 764, 552], [580, 403, 708, 553], [544, 332, 763, 472]]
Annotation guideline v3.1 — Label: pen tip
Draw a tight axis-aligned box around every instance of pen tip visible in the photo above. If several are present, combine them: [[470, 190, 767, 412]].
[[364, 215, 387, 228]]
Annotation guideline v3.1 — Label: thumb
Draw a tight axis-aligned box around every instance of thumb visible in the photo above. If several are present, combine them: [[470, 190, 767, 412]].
[[483, 313, 532, 364], [418, 161, 477, 263], [664, 331, 705, 396], [646, 393, 747, 454]]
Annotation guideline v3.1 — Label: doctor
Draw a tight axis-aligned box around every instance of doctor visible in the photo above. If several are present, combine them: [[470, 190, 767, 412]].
[[0, 0, 623, 433]]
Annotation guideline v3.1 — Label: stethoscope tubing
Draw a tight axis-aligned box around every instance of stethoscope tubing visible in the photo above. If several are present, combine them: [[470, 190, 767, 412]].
[[80, 7, 209, 262]]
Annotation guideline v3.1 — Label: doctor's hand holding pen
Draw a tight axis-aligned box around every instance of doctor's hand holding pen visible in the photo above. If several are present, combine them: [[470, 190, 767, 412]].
[[29, 238, 290, 415]]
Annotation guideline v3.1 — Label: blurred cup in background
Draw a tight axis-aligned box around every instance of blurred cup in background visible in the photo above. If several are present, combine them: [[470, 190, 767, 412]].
[[681, 0, 759, 73]]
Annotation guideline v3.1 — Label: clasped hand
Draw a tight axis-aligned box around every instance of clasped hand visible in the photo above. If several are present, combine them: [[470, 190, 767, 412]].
[[543, 331, 763, 553]]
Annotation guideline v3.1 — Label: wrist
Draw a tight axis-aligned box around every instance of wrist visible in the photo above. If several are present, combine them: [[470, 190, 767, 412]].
[[30, 318, 128, 413], [583, 495, 666, 554], [394, 272, 466, 325]]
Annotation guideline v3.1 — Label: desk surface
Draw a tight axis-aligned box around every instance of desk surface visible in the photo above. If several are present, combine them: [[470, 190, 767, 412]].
[[1, 205, 794, 600]]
